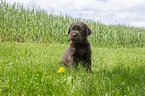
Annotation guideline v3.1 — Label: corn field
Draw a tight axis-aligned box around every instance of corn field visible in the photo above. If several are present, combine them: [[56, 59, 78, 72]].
[[0, 0, 145, 48]]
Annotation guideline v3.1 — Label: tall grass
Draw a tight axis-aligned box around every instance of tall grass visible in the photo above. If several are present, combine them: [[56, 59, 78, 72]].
[[0, 0, 145, 48]]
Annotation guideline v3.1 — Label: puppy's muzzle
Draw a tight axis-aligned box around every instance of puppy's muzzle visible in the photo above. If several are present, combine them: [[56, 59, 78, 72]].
[[70, 32, 81, 42]]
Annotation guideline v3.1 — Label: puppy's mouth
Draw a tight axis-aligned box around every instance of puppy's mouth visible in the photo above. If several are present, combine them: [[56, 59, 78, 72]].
[[70, 34, 82, 42], [70, 38, 81, 42]]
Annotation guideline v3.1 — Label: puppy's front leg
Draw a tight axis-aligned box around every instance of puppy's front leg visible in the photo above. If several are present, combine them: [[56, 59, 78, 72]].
[[68, 56, 78, 70], [87, 61, 93, 73], [84, 55, 93, 73]]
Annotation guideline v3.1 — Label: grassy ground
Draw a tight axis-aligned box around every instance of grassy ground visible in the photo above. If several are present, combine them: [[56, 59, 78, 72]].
[[0, 42, 145, 95]]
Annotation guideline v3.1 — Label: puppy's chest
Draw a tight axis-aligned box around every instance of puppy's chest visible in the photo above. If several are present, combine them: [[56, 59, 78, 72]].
[[71, 47, 86, 57]]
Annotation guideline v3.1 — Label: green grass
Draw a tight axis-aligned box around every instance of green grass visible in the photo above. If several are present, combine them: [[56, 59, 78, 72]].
[[0, 0, 145, 48], [0, 43, 145, 95]]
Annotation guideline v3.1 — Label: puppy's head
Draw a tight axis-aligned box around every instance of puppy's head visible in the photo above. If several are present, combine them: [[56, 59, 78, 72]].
[[68, 22, 92, 43]]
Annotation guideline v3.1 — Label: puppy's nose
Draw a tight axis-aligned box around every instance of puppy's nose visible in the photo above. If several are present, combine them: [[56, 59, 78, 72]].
[[72, 33, 77, 37]]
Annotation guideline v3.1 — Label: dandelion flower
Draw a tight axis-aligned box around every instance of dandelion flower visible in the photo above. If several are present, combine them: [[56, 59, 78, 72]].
[[58, 67, 65, 73]]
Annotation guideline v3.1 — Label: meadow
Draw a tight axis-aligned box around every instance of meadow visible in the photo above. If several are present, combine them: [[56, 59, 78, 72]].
[[0, 1, 145, 95], [0, 43, 145, 95]]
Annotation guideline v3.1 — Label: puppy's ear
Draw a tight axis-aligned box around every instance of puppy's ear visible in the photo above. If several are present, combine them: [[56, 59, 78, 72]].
[[68, 23, 74, 34], [85, 24, 92, 36]]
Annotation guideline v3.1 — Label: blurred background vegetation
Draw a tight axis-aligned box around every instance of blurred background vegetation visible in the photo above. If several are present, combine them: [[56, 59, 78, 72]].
[[0, 1, 145, 48]]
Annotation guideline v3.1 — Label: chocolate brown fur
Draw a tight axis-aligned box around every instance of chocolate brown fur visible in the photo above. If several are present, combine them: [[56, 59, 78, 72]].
[[61, 22, 92, 73]]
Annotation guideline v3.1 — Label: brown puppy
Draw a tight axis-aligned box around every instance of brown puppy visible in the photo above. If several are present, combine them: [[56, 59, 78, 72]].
[[61, 22, 92, 73]]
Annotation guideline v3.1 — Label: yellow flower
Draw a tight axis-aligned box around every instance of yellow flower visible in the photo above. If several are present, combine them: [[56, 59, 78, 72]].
[[57, 67, 65, 73]]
